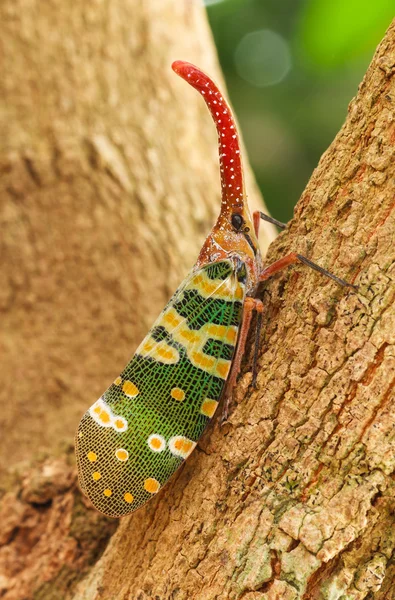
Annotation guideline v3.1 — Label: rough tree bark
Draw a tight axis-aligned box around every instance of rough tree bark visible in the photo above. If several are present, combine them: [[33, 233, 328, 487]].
[[1, 4, 394, 600]]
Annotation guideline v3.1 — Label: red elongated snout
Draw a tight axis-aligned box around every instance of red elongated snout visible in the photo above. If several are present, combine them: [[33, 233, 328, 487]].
[[172, 60, 260, 288]]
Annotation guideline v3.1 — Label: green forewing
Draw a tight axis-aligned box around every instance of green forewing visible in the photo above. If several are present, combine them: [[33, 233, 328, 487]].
[[75, 259, 246, 517]]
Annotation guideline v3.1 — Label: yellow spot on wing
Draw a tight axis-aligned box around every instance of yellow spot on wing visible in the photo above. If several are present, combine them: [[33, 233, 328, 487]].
[[158, 347, 174, 359], [103, 489, 112, 497], [235, 286, 244, 300], [202, 282, 216, 295], [87, 452, 97, 462], [114, 376, 122, 386], [177, 439, 193, 453], [92, 471, 101, 481], [100, 410, 111, 424], [192, 352, 215, 370], [226, 328, 238, 344], [89, 398, 128, 432], [207, 323, 238, 345], [123, 380, 139, 397], [138, 335, 180, 365], [114, 417, 127, 431], [201, 399, 219, 418], [115, 448, 129, 461], [189, 269, 245, 302], [163, 311, 182, 328], [171, 387, 185, 401], [124, 492, 134, 503], [144, 478, 160, 494], [147, 434, 166, 452], [207, 324, 222, 337], [169, 436, 197, 458], [216, 361, 231, 379], [180, 330, 200, 343]]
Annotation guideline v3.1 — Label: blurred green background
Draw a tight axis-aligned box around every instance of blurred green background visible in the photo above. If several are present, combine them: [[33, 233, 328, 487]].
[[205, 0, 394, 221]]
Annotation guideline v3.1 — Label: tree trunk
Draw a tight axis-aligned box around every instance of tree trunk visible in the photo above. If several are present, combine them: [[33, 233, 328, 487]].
[[1, 4, 394, 600]]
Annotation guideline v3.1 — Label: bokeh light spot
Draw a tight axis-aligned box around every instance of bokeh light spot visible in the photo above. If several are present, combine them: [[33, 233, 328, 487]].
[[235, 29, 291, 88]]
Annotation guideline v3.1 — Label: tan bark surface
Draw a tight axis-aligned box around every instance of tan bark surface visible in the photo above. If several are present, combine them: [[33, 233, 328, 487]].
[[0, 0, 272, 476], [1, 3, 394, 600]]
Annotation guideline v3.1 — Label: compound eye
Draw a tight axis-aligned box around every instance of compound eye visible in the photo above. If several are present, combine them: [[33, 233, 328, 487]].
[[231, 213, 244, 231]]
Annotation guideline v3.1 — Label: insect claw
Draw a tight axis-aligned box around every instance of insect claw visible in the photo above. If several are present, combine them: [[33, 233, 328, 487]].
[[220, 415, 229, 428]]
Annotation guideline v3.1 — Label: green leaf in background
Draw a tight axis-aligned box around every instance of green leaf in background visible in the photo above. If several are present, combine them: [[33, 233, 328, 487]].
[[298, 0, 394, 69]]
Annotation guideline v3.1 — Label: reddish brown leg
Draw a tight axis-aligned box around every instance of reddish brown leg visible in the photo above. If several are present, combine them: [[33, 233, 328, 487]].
[[259, 252, 356, 288], [260, 252, 301, 282], [251, 307, 263, 389], [253, 210, 287, 237], [253, 211, 261, 238], [221, 297, 264, 424]]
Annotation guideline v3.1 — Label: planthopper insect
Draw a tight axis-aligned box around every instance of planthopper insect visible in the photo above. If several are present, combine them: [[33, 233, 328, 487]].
[[75, 61, 356, 518]]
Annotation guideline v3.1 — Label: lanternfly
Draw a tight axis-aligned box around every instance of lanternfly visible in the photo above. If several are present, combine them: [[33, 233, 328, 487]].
[[75, 61, 356, 518]]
